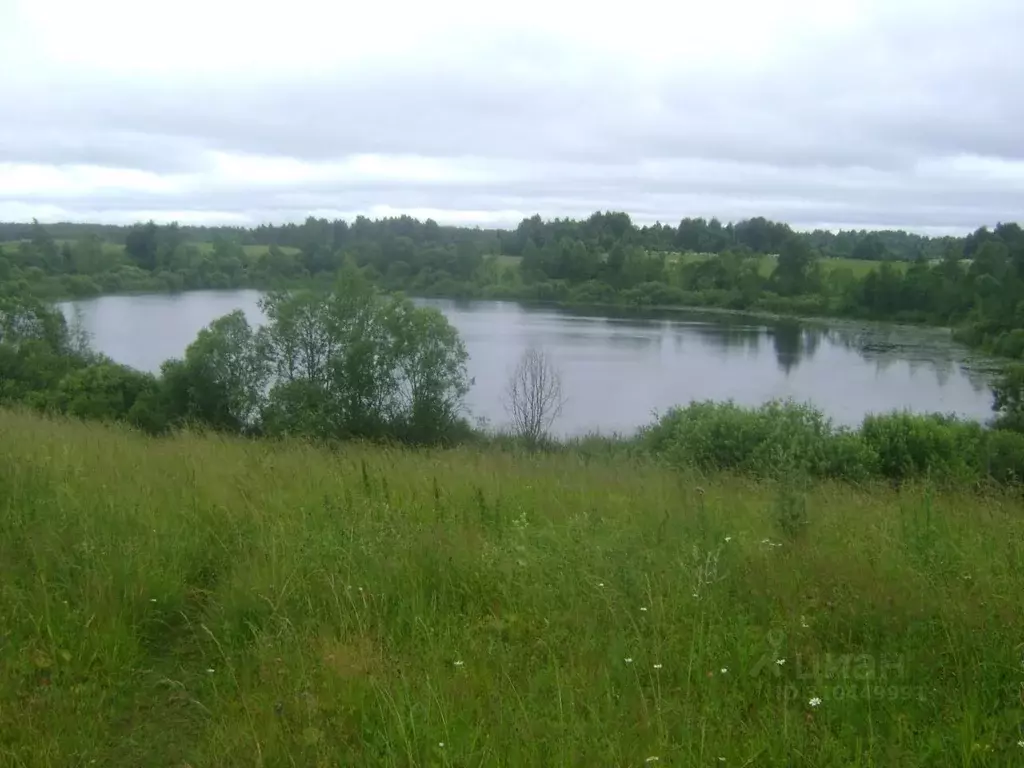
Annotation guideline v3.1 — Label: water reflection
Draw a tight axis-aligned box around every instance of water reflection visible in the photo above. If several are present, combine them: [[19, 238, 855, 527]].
[[770, 321, 822, 375]]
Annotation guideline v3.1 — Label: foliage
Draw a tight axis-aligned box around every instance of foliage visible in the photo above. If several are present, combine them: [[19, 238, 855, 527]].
[[256, 271, 470, 443], [641, 400, 854, 479], [160, 310, 269, 433], [642, 399, 1024, 486], [52, 361, 158, 423], [991, 364, 1024, 432]]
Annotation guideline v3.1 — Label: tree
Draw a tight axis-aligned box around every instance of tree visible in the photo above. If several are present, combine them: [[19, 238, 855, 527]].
[[158, 310, 269, 433], [772, 236, 821, 296], [257, 269, 470, 442], [54, 362, 157, 423], [503, 347, 565, 446], [385, 299, 470, 443], [125, 222, 162, 270]]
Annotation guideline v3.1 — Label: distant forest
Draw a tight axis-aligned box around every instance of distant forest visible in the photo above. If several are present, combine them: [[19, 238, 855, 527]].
[[2, 211, 1024, 359], [0, 213, 1001, 262]]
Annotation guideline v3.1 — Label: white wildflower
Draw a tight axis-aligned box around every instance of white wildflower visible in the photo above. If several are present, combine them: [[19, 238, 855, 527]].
[[453, 660, 464, 667], [775, 658, 786, 666], [720, 667, 728, 674], [624, 658, 633, 664], [644, 758, 659, 764], [640, 607, 648, 612], [809, 697, 822, 707], [653, 663, 663, 670]]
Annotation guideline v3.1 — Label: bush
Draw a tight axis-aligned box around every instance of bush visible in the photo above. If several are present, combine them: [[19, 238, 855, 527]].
[[821, 430, 880, 482], [641, 400, 846, 478], [643, 401, 1021, 486], [980, 428, 1024, 483], [55, 362, 158, 423], [859, 412, 982, 482]]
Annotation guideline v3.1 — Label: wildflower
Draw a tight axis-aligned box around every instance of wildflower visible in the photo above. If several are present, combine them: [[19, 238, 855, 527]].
[[724, 536, 732, 543], [809, 697, 822, 707], [438, 742, 445, 748], [624, 658, 633, 664], [149, 598, 157, 603], [720, 667, 728, 674], [653, 663, 663, 670], [1018, 740, 1024, 748], [453, 660, 464, 667], [206, 668, 214, 674], [644, 758, 659, 764], [776, 658, 786, 666], [597, 582, 605, 588], [800, 616, 809, 628], [640, 607, 648, 612]]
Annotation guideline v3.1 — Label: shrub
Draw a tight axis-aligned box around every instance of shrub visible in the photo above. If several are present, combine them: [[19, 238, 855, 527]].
[[642, 399, 843, 478], [859, 412, 981, 482], [980, 428, 1024, 483]]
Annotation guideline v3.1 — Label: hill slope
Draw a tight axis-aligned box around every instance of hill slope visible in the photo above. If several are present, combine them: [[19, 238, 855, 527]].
[[1, 410, 1023, 766]]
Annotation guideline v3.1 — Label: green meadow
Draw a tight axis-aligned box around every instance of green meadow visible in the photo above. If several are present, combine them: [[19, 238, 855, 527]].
[[2, 409, 1023, 766]]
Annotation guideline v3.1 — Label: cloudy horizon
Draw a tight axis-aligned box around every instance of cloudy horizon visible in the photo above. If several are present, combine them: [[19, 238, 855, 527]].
[[1, 0, 1021, 234]]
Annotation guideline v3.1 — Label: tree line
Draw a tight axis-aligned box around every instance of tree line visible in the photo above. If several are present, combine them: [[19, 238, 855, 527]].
[[2, 213, 1024, 358], [0, 212, 977, 261]]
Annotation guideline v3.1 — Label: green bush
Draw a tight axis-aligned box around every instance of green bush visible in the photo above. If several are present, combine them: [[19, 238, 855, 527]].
[[859, 412, 981, 481], [980, 428, 1024, 483], [641, 400, 845, 478], [821, 429, 880, 481], [643, 401, 1022, 486]]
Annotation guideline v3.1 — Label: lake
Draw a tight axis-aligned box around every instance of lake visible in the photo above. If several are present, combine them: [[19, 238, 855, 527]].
[[59, 291, 997, 435]]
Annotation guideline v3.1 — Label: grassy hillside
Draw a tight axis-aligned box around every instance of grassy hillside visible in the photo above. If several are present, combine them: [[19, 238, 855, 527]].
[[2, 410, 1024, 766]]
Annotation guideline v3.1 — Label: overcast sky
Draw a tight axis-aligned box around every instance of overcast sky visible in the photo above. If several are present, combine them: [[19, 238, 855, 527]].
[[1, 0, 1021, 233]]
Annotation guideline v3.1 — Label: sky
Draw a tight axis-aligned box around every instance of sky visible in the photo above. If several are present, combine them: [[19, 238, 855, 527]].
[[0, 0, 1021, 233]]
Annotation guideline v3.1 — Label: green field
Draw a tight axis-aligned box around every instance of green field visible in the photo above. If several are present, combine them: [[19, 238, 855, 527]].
[[665, 251, 914, 278], [2, 409, 1023, 766]]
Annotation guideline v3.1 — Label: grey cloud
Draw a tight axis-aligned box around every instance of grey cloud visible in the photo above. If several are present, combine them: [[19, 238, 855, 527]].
[[0, 129, 210, 173], [2, 0, 1023, 230], [4, 162, 1021, 231]]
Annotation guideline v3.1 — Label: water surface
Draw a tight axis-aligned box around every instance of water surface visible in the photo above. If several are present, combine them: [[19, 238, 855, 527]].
[[60, 291, 997, 435]]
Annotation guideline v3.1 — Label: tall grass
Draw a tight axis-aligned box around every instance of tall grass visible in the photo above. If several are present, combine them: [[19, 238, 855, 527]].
[[2, 409, 1024, 766]]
